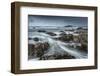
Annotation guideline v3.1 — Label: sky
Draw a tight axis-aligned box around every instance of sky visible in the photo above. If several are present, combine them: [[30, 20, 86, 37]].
[[28, 15, 88, 27]]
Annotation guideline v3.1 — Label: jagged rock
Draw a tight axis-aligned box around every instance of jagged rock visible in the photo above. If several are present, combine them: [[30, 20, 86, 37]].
[[28, 42, 50, 58]]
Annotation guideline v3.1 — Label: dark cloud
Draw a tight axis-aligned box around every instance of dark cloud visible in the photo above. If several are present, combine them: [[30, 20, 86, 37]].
[[28, 15, 88, 27]]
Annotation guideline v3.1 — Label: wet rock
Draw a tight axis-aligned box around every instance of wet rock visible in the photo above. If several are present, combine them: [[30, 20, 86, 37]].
[[28, 42, 50, 58], [58, 33, 73, 42], [55, 54, 75, 59], [39, 52, 75, 60], [28, 44, 35, 56], [59, 32, 66, 36], [33, 37, 39, 42], [60, 31, 64, 32], [35, 42, 50, 57], [38, 30, 46, 32], [73, 35, 80, 43], [67, 42, 88, 52], [28, 37, 32, 40], [46, 32, 57, 36], [78, 33, 88, 52], [80, 43, 88, 52], [64, 25, 73, 27], [77, 27, 83, 30], [40, 55, 55, 60]]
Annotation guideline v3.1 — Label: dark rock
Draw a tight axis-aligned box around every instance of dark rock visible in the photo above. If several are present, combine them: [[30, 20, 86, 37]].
[[39, 52, 75, 60], [64, 25, 73, 27], [28, 42, 50, 58], [34, 42, 50, 57], [58, 33, 73, 42], [38, 30, 46, 32], [60, 31, 64, 32], [55, 54, 75, 59], [40, 55, 55, 60], [28, 44, 35, 56], [59, 32, 66, 36], [80, 43, 88, 52], [28, 37, 32, 40], [78, 32, 88, 52], [77, 27, 83, 30], [46, 32, 57, 36], [73, 35, 80, 43], [33, 37, 39, 42]]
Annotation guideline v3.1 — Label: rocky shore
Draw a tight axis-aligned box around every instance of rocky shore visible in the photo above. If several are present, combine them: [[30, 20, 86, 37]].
[[49, 31, 88, 52], [28, 28, 88, 60], [28, 41, 76, 60]]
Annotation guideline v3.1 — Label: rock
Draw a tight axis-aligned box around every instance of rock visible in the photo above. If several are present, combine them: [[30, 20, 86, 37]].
[[33, 37, 39, 42], [38, 30, 46, 32], [59, 32, 66, 36], [46, 32, 57, 36], [60, 31, 64, 32], [28, 37, 32, 40], [28, 44, 35, 56], [55, 54, 75, 59], [73, 35, 80, 43], [80, 43, 88, 52], [39, 55, 55, 60], [78, 32, 88, 52], [77, 27, 83, 30], [28, 42, 50, 58], [35, 42, 50, 57], [39, 51, 75, 60], [58, 33, 73, 42], [64, 25, 73, 27], [39, 54, 75, 60]]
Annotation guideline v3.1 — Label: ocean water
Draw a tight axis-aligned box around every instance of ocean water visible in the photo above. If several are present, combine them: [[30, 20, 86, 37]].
[[28, 30, 88, 60]]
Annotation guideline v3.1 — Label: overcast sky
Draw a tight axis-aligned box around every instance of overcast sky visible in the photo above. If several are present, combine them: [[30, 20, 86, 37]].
[[28, 15, 88, 27]]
